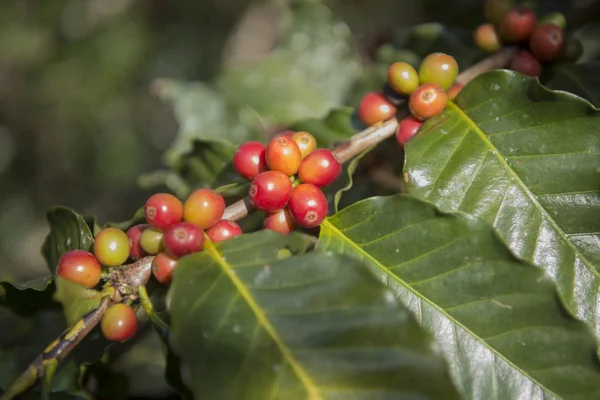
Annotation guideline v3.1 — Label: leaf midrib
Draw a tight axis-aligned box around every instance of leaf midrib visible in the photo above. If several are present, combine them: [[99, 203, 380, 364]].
[[204, 239, 323, 400], [448, 102, 599, 294], [320, 218, 559, 399]]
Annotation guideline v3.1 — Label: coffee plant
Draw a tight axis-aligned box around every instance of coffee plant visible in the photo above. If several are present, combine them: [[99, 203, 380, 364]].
[[1, 0, 600, 399]]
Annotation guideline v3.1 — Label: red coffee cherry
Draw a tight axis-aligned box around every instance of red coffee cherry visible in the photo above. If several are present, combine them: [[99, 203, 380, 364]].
[[93, 227, 130, 267], [263, 208, 296, 234], [266, 136, 302, 176], [152, 251, 178, 285], [139, 227, 164, 255], [101, 303, 137, 342], [144, 193, 183, 230], [57, 250, 102, 288], [510, 50, 542, 77], [387, 62, 419, 95], [474, 23, 503, 53], [163, 222, 205, 258], [500, 6, 537, 43], [298, 149, 341, 188], [126, 224, 149, 260], [287, 183, 328, 229], [447, 83, 464, 101], [358, 92, 397, 126], [529, 23, 565, 62], [183, 188, 225, 230], [291, 131, 317, 159], [233, 141, 267, 180], [207, 220, 242, 243], [395, 116, 424, 147], [418, 53, 459, 91], [248, 170, 293, 213], [409, 84, 448, 121]]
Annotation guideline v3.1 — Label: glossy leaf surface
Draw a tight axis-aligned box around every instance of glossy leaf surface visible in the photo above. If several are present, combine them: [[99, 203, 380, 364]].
[[168, 231, 458, 399], [405, 70, 600, 336], [545, 61, 600, 107], [318, 195, 600, 399]]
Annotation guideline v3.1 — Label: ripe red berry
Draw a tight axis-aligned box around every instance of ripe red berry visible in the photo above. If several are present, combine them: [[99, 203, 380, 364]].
[[358, 92, 397, 126], [144, 193, 183, 230], [287, 184, 328, 229], [298, 149, 342, 188], [207, 219, 242, 243], [291, 131, 317, 159], [126, 224, 149, 260], [93, 227, 130, 267], [500, 6, 537, 43], [263, 208, 295, 234], [387, 62, 419, 95], [163, 222, 205, 258], [418, 53, 459, 91], [529, 23, 565, 62], [101, 303, 137, 342], [139, 227, 164, 255], [510, 50, 542, 77], [152, 251, 178, 285], [249, 170, 293, 212], [447, 83, 464, 101], [395, 116, 424, 147], [183, 189, 225, 230], [474, 23, 503, 53], [57, 250, 102, 288], [265, 136, 302, 176], [409, 84, 448, 121], [233, 141, 267, 180]]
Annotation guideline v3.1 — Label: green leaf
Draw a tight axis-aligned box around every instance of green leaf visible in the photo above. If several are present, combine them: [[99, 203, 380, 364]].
[[41, 206, 95, 273], [404, 70, 600, 338], [545, 61, 600, 107], [318, 194, 600, 399], [168, 231, 459, 399], [291, 107, 360, 148], [216, 3, 361, 125], [104, 206, 145, 232], [332, 145, 374, 213], [52, 277, 103, 326], [0, 277, 57, 316]]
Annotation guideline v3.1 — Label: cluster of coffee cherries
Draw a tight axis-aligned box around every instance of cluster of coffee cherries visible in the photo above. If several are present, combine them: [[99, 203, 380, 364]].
[[56, 189, 242, 342], [233, 131, 341, 233], [357, 52, 461, 148], [475, 3, 581, 77]]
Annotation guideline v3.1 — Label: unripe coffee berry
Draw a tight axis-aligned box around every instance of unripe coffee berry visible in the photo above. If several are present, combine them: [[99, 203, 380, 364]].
[[418, 53, 458, 91], [395, 116, 423, 147], [529, 23, 565, 62], [233, 141, 267, 180], [263, 208, 295, 234], [152, 252, 178, 285], [266, 136, 302, 176], [387, 62, 419, 95], [358, 92, 397, 126], [409, 84, 448, 121], [484, 0, 515, 26], [101, 303, 137, 342], [500, 6, 537, 43], [291, 131, 317, 159], [144, 193, 183, 230], [184, 188, 225, 230], [93, 227, 130, 267], [539, 12, 566, 29], [139, 227, 164, 255], [207, 219, 242, 243], [163, 222, 205, 258], [298, 149, 341, 188], [57, 250, 102, 288], [287, 183, 328, 229], [474, 23, 502, 53], [510, 50, 541, 77], [126, 224, 149, 260], [249, 170, 293, 213]]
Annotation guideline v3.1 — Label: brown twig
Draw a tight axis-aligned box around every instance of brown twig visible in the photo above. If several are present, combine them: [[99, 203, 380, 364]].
[[221, 47, 517, 222]]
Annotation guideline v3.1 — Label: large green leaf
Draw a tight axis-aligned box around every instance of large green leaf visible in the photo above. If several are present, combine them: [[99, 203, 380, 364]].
[[318, 195, 600, 399], [404, 70, 600, 337], [545, 61, 600, 107], [168, 231, 459, 399]]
